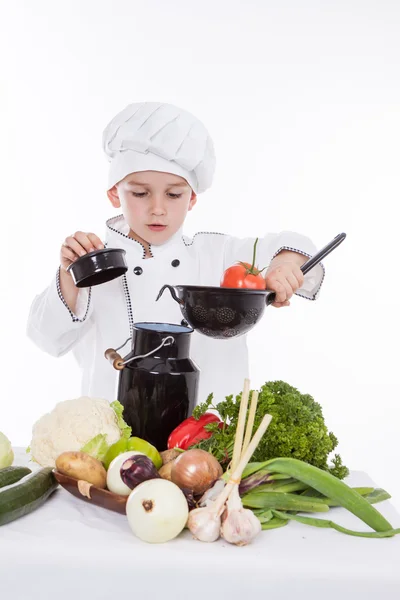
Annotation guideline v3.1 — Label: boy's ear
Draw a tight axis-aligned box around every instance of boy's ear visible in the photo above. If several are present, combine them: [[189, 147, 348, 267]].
[[188, 191, 197, 211], [107, 186, 121, 208]]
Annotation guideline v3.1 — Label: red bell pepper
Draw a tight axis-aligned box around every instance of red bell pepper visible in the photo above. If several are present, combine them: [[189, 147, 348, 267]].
[[167, 412, 222, 450]]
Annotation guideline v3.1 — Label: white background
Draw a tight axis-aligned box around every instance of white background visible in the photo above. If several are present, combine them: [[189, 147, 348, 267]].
[[1, 1, 399, 507]]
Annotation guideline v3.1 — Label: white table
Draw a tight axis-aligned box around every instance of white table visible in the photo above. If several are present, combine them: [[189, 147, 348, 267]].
[[1, 448, 399, 599]]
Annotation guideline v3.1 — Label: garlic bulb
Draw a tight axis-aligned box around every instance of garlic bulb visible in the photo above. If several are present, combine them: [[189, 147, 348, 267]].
[[187, 412, 272, 544], [220, 485, 261, 546], [187, 506, 221, 542], [187, 475, 232, 542]]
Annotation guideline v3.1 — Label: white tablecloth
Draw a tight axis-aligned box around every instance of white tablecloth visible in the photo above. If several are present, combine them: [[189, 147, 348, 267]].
[[1, 448, 399, 599]]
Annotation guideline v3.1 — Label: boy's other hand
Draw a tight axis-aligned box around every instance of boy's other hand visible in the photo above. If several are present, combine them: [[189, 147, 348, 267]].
[[60, 231, 104, 272], [265, 250, 306, 308]]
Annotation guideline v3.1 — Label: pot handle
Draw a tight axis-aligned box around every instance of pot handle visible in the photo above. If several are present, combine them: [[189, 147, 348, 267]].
[[156, 284, 184, 305], [104, 336, 133, 370], [104, 348, 125, 370], [105, 336, 175, 370]]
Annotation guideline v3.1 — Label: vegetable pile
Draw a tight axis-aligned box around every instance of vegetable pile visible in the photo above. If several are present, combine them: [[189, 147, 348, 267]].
[[1, 379, 399, 544], [189, 380, 348, 479]]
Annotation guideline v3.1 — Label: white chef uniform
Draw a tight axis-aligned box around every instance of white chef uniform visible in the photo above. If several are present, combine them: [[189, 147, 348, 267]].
[[26, 102, 325, 405], [26, 215, 324, 405]]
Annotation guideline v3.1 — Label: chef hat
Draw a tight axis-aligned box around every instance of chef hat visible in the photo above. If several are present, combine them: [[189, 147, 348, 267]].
[[102, 102, 216, 194]]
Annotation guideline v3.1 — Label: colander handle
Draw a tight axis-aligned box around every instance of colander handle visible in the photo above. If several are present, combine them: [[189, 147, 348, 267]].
[[265, 291, 277, 306], [300, 232, 346, 276], [265, 233, 346, 306], [156, 284, 184, 305]]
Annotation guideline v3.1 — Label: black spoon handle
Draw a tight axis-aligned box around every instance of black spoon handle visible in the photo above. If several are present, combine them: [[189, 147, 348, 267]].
[[301, 232, 346, 275], [265, 232, 346, 306]]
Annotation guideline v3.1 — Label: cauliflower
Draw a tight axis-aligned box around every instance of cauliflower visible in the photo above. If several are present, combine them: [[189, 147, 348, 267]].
[[30, 397, 131, 467], [0, 431, 14, 468]]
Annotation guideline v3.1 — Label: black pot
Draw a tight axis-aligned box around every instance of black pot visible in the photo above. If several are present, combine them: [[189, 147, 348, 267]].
[[116, 323, 199, 451], [67, 248, 128, 287]]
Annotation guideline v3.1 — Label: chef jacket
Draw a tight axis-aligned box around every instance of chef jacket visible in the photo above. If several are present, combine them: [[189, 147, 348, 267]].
[[27, 215, 325, 405]]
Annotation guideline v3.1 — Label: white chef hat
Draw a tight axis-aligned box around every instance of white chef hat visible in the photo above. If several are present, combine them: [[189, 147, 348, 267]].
[[102, 102, 216, 194]]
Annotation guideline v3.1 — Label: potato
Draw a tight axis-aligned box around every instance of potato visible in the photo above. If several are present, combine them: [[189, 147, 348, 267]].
[[158, 462, 174, 481], [160, 449, 182, 466], [56, 451, 107, 488]]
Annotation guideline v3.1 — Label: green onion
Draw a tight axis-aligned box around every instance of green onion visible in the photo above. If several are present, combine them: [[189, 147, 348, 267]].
[[246, 480, 309, 494], [261, 516, 288, 530], [242, 491, 330, 512], [256, 509, 273, 523], [302, 487, 390, 507], [301, 486, 374, 499], [264, 458, 393, 532], [364, 488, 392, 505], [268, 481, 309, 494], [271, 510, 400, 539]]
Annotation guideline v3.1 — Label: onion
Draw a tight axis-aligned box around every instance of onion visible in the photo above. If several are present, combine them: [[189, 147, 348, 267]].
[[106, 451, 144, 495], [171, 449, 222, 495], [120, 455, 160, 490], [126, 479, 189, 543]]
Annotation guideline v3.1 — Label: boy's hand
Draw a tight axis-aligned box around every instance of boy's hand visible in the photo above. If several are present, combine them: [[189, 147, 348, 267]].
[[265, 251, 306, 308], [60, 231, 104, 273]]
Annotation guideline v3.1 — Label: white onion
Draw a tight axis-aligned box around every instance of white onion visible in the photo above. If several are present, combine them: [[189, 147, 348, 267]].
[[106, 451, 144, 495], [126, 479, 189, 543]]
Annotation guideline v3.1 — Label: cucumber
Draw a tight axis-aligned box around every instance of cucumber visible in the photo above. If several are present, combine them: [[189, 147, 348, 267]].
[[0, 466, 32, 489], [0, 468, 58, 526]]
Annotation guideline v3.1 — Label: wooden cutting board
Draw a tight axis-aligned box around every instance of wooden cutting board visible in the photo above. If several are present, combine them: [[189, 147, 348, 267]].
[[53, 470, 128, 514]]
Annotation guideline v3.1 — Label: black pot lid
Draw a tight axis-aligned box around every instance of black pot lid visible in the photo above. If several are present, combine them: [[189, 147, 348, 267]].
[[67, 247, 128, 288]]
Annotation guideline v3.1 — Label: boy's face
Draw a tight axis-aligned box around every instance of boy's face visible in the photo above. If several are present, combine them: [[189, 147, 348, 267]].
[[107, 171, 197, 246]]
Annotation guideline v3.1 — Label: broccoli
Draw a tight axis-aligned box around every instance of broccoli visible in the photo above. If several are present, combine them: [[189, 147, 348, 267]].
[[191, 381, 349, 479]]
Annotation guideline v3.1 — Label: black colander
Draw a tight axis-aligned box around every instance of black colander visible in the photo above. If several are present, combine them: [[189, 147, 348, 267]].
[[156, 233, 346, 339]]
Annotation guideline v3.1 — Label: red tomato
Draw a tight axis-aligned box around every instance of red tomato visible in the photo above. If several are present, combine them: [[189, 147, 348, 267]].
[[220, 264, 266, 289], [220, 238, 267, 290]]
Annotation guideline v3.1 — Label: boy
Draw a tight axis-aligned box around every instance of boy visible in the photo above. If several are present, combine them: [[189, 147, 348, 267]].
[[27, 102, 324, 405]]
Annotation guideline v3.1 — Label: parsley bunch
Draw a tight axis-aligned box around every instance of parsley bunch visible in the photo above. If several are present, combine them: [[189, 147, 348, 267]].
[[191, 380, 348, 479]]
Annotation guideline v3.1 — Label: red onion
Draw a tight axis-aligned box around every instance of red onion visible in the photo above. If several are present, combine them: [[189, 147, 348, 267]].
[[120, 455, 160, 490]]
